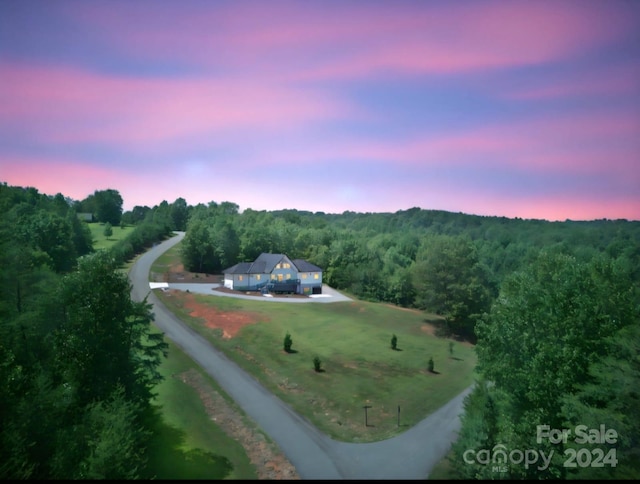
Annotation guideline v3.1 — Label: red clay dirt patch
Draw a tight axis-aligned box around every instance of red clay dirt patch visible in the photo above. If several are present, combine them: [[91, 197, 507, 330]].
[[176, 291, 269, 338]]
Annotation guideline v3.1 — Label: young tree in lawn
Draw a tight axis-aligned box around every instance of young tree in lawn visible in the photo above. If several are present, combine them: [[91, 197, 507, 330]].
[[391, 334, 398, 350], [103, 222, 113, 238], [283, 332, 293, 353], [427, 357, 434, 373]]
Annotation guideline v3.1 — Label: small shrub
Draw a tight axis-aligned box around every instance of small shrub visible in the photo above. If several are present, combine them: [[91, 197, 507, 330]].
[[103, 222, 113, 238], [313, 356, 322, 372], [428, 356, 435, 373], [391, 334, 398, 350], [449, 341, 454, 358], [284, 332, 293, 353]]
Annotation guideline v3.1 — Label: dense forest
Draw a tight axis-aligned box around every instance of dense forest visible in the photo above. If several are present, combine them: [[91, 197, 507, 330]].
[[1, 181, 638, 479], [0, 183, 173, 478]]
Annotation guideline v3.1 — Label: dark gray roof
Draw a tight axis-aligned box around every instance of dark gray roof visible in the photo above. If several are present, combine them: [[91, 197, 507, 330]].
[[292, 259, 322, 272], [223, 253, 322, 275], [253, 253, 285, 273], [223, 262, 252, 274]]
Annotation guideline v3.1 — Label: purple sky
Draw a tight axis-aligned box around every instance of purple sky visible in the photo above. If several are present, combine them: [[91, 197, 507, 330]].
[[1, 0, 639, 221]]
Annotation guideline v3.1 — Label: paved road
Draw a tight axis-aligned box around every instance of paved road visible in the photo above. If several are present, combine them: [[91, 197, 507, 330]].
[[129, 232, 472, 479]]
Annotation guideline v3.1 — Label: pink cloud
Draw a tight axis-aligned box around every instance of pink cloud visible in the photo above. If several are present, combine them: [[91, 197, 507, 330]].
[[0, 62, 358, 151], [61, 1, 635, 81], [0, 156, 131, 202], [326, 110, 640, 180], [502, 62, 640, 101], [469, 193, 640, 222]]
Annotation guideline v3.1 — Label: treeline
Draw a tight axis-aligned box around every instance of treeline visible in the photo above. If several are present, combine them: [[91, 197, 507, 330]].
[[2, 182, 638, 479], [179, 198, 639, 478], [180, 201, 640, 342], [0, 183, 177, 479]]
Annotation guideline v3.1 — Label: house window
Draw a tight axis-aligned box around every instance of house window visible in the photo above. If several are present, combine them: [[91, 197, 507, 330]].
[[302, 273, 307, 279], [283, 263, 290, 268], [256, 274, 261, 280], [271, 274, 275, 280], [278, 274, 283, 282], [314, 273, 319, 279], [239, 275, 243, 281], [286, 273, 291, 280], [276, 263, 281, 269]]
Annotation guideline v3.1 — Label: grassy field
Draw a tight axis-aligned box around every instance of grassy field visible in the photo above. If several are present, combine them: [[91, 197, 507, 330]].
[[87, 221, 136, 250], [142, 332, 258, 480], [151, 243, 478, 444]]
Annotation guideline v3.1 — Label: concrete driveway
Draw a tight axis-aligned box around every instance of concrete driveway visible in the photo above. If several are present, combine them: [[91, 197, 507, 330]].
[[129, 232, 470, 479], [166, 282, 353, 303]]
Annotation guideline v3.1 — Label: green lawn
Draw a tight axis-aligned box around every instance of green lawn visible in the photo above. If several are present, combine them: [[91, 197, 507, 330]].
[[142, 334, 258, 480], [150, 240, 476, 448], [88, 222, 136, 250]]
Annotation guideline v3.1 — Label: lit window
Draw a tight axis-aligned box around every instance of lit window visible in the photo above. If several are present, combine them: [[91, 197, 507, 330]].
[[239, 275, 243, 281], [271, 274, 275, 280], [286, 273, 291, 280], [256, 274, 261, 280], [276, 263, 281, 269], [302, 273, 307, 279], [314, 273, 319, 279]]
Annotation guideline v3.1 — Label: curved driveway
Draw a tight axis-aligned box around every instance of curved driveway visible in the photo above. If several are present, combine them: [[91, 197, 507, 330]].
[[129, 232, 472, 479]]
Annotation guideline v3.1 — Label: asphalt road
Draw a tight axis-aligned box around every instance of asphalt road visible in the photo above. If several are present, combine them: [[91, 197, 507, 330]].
[[129, 232, 473, 479]]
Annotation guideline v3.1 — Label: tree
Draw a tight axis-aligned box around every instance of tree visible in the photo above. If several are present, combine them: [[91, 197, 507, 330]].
[[391, 334, 398, 350], [449, 341, 454, 358], [53, 250, 168, 408], [427, 357, 434, 373], [411, 234, 493, 342], [283, 332, 293, 353], [92, 189, 123, 226], [461, 251, 637, 479], [103, 222, 113, 238], [170, 197, 189, 232], [313, 356, 322, 372]]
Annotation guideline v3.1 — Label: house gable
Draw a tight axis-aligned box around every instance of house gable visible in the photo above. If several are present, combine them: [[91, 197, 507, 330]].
[[222, 253, 322, 294]]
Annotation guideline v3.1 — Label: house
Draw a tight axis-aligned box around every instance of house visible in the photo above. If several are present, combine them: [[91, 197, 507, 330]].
[[223, 253, 323, 295]]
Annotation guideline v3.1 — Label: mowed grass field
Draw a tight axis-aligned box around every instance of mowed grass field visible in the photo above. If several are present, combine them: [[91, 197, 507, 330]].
[[87, 221, 136, 250], [152, 243, 478, 443]]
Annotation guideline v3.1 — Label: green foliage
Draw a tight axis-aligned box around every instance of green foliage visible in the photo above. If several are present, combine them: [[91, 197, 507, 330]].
[[103, 221, 113, 238], [283, 332, 293, 353], [459, 251, 640, 479], [427, 357, 434, 373], [313, 356, 322, 372], [170, 197, 189, 231], [412, 234, 493, 342], [92, 189, 123, 225], [391, 334, 398, 350]]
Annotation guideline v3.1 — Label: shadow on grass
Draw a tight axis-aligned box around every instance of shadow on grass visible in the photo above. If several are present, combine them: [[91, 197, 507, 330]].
[[392, 347, 404, 352], [449, 356, 464, 361], [284, 349, 299, 354], [141, 407, 233, 480], [428, 370, 441, 375]]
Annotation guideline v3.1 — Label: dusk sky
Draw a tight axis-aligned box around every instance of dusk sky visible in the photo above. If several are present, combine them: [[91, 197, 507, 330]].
[[1, 0, 639, 221]]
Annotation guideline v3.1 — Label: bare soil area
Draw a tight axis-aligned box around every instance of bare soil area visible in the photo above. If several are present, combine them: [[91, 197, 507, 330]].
[[175, 290, 269, 338]]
